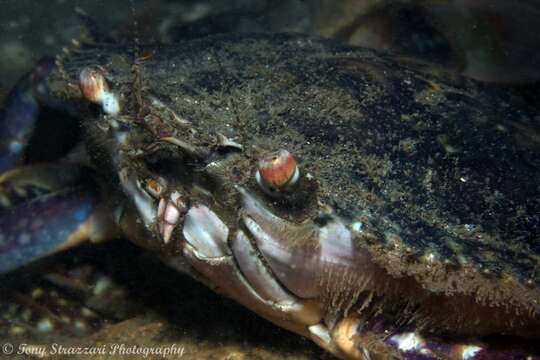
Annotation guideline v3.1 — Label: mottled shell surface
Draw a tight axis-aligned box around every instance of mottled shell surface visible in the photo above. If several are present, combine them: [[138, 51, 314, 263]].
[[53, 33, 540, 312]]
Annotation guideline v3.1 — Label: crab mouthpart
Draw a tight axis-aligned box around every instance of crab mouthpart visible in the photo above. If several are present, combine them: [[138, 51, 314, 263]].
[[237, 186, 362, 299], [182, 204, 230, 258]]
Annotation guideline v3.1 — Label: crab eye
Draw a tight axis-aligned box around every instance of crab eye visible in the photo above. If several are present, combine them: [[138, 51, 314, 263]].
[[79, 67, 108, 104], [79, 67, 120, 115], [255, 149, 299, 195]]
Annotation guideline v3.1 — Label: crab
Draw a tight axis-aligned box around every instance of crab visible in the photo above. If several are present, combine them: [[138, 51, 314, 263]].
[[0, 32, 539, 359]]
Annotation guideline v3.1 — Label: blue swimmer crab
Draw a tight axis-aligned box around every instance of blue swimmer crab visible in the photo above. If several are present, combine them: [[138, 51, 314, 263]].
[[0, 33, 539, 359]]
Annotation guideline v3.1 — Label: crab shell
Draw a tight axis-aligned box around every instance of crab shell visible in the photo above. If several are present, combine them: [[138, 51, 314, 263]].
[[37, 33, 539, 358]]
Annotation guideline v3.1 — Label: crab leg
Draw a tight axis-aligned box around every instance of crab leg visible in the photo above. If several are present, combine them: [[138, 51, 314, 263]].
[[0, 163, 94, 208], [0, 58, 122, 274], [0, 162, 120, 274], [0, 185, 117, 274], [0, 58, 55, 172]]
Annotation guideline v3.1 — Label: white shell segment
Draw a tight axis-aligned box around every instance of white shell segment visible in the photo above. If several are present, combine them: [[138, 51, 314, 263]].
[[308, 324, 332, 346], [102, 91, 120, 115], [389, 332, 424, 352], [231, 230, 296, 303], [241, 216, 293, 275], [118, 168, 155, 228], [164, 203, 180, 224], [237, 186, 362, 299], [462, 346, 482, 360], [318, 220, 358, 267], [162, 223, 175, 244], [182, 205, 230, 258]]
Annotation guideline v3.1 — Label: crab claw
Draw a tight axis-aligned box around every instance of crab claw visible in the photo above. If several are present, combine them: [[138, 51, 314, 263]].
[[0, 163, 93, 209], [176, 203, 324, 335], [0, 58, 55, 172], [0, 171, 116, 273]]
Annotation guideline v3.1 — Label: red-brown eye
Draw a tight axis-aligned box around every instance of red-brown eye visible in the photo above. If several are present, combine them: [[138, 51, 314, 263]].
[[256, 149, 299, 194], [79, 67, 107, 104], [79, 67, 120, 115]]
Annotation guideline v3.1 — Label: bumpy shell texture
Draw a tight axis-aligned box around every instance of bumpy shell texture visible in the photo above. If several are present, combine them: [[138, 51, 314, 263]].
[[53, 33, 539, 312]]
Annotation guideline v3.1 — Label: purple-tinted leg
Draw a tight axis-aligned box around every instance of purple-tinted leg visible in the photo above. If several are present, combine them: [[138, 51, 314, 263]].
[[0, 58, 55, 172], [0, 185, 116, 274]]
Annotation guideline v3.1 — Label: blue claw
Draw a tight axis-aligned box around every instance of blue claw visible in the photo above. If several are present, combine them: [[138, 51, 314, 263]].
[[0, 58, 55, 172], [0, 187, 103, 274], [0, 163, 93, 209]]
